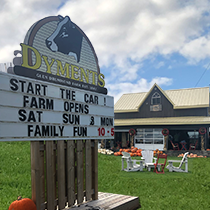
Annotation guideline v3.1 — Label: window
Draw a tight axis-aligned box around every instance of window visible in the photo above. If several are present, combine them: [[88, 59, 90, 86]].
[[151, 92, 161, 105], [135, 129, 164, 144]]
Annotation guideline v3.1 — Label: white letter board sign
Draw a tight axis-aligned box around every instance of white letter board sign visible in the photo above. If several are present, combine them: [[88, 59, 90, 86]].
[[0, 71, 114, 141]]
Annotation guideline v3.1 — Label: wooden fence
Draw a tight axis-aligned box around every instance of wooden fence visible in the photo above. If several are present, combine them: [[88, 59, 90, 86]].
[[31, 139, 98, 210]]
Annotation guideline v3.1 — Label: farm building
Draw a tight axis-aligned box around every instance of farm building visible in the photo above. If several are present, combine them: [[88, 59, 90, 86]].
[[114, 84, 210, 151]]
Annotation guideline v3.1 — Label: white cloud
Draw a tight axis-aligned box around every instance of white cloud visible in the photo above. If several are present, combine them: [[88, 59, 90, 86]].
[[107, 77, 172, 103], [1, 0, 210, 66], [180, 35, 210, 64], [155, 61, 165, 69], [58, 0, 210, 67]]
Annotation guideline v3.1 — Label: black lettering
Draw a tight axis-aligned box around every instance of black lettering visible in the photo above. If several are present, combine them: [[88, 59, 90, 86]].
[[90, 116, 94, 125], [60, 88, 64, 99], [95, 96, 98, 104], [18, 109, 27, 121], [60, 88, 76, 100], [70, 102, 74, 112], [73, 127, 77, 136], [73, 127, 87, 136], [23, 95, 29, 107], [66, 89, 71, 99], [101, 117, 105, 126], [34, 125, 41, 136], [78, 104, 83, 113], [83, 127, 87, 136], [35, 84, 41, 95], [89, 95, 94, 103], [63, 113, 68, 123], [107, 118, 113, 126], [46, 99, 54, 110], [101, 117, 113, 126], [54, 126, 58, 136], [31, 97, 38, 108], [27, 82, 34, 94], [75, 103, 79, 112], [59, 126, 64, 136], [37, 111, 43, 122], [10, 78, 18, 91], [19, 80, 26, 92], [84, 105, 89, 114], [64, 101, 69, 111], [84, 93, 88, 103], [42, 125, 49, 136], [69, 114, 75, 124], [39, 98, 45, 109], [42, 85, 47, 95], [28, 125, 33, 136], [28, 111, 36, 122], [51, 126, 53, 135], [84, 94, 98, 104], [72, 91, 76, 100], [75, 115, 80, 124]]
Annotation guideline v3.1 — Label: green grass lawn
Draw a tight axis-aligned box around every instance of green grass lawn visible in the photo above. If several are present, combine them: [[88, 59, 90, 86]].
[[1, 142, 210, 210]]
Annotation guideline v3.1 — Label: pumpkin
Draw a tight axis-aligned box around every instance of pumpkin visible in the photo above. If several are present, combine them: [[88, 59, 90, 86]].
[[9, 196, 37, 210]]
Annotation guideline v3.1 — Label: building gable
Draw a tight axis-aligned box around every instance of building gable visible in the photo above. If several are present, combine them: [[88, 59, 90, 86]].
[[138, 84, 174, 118], [137, 84, 174, 110]]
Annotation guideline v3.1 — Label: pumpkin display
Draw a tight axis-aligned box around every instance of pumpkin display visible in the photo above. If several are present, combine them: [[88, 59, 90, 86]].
[[8, 196, 37, 210], [178, 153, 207, 158], [105, 147, 165, 157]]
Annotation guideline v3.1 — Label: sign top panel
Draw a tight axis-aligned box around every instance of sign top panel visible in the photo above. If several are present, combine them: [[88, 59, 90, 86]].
[[8, 15, 107, 95]]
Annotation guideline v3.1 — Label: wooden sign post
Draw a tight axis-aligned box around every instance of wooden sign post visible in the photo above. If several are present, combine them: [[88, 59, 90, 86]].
[[30, 140, 98, 209]]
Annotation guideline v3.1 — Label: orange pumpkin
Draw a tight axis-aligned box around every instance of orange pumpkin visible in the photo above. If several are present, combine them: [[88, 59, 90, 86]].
[[131, 149, 136, 153], [119, 149, 123, 152], [9, 196, 37, 210]]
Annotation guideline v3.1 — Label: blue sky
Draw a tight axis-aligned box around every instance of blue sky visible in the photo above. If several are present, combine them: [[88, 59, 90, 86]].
[[1, 0, 210, 103]]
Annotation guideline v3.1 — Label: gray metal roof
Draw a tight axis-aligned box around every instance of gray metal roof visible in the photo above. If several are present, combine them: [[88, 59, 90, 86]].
[[114, 84, 209, 113]]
